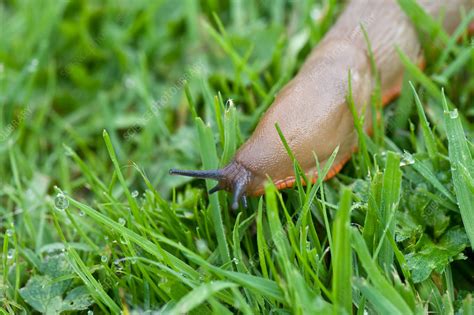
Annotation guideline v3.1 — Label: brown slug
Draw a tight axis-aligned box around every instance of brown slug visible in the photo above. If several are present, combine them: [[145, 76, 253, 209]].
[[170, 0, 473, 209]]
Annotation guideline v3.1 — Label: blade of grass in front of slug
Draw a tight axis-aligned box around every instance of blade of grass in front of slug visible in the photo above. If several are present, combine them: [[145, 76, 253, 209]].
[[275, 122, 309, 203], [397, 0, 450, 45], [347, 69, 372, 176], [296, 146, 339, 230], [409, 82, 438, 167], [214, 94, 225, 146], [361, 23, 384, 148], [195, 117, 231, 265], [221, 101, 238, 165]]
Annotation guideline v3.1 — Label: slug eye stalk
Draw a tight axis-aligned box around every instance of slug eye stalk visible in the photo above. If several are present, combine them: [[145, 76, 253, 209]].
[[169, 161, 252, 210]]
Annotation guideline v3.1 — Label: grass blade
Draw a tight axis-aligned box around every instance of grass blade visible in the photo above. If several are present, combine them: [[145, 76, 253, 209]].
[[332, 188, 353, 314], [195, 118, 231, 265], [441, 91, 474, 248], [168, 281, 238, 315]]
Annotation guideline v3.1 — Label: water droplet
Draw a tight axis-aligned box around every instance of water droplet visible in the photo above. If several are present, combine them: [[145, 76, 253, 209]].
[[225, 98, 234, 108], [131, 258, 137, 264], [79, 211, 85, 217], [54, 193, 69, 211], [104, 236, 109, 241], [195, 239, 208, 254], [232, 257, 239, 265], [87, 311, 94, 315], [131, 190, 139, 198], [7, 249, 14, 259], [27, 58, 39, 73], [449, 109, 459, 119], [101, 256, 108, 263], [124, 76, 135, 88], [400, 152, 415, 166], [6, 229, 13, 237], [63, 146, 74, 156], [310, 5, 323, 21], [118, 218, 126, 226], [184, 211, 194, 219], [119, 237, 127, 244]]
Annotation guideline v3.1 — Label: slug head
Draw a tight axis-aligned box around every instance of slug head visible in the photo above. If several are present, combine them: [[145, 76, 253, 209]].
[[169, 161, 252, 210]]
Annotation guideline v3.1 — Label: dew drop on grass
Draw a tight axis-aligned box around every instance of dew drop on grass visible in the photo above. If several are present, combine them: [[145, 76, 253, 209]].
[[27, 58, 38, 73], [54, 193, 69, 211], [79, 211, 85, 217], [64, 146, 73, 156], [448, 109, 459, 119], [118, 218, 126, 226], [101, 256, 108, 263], [400, 152, 415, 166], [87, 311, 94, 315], [195, 239, 208, 254], [7, 249, 14, 259], [6, 229, 13, 237], [124, 75, 135, 88], [232, 257, 239, 265], [131, 190, 139, 198], [310, 5, 323, 21]]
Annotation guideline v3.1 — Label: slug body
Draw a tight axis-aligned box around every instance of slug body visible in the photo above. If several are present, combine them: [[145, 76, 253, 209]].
[[171, 0, 473, 209]]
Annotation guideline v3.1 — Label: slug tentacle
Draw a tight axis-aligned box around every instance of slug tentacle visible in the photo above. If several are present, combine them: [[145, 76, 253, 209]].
[[169, 160, 253, 210]]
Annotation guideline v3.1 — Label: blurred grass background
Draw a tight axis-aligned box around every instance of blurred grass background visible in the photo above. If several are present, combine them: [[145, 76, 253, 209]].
[[1, 0, 474, 314]]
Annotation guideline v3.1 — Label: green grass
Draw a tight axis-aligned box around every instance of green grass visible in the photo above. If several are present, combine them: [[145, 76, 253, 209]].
[[1, 0, 474, 314]]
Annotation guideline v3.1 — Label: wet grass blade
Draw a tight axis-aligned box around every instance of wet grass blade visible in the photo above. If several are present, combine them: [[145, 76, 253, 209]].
[[409, 82, 438, 167], [378, 152, 402, 269], [442, 91, 474, 247], [352, 228, 412, 314], [332, 188, 353, 314], [168, 281, 238, 315], [195, 117, 231, 265]]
